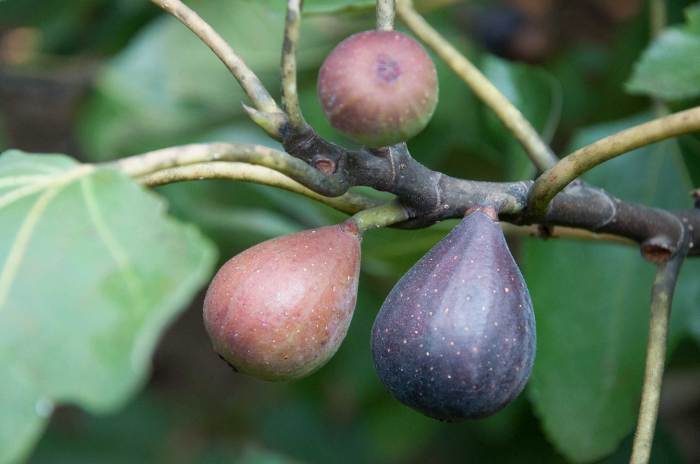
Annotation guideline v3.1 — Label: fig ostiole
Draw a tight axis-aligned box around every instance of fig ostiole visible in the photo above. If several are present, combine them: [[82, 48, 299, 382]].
[[317, 30, 439, 148], [203, 221, 362, 381], [371, 211, 536, 421]]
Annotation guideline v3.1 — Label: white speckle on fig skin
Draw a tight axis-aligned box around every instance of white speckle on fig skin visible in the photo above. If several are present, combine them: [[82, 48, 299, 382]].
[[317, 30, 438, 147], [371, 212, 536, 421], [203, 221, 362, 381]]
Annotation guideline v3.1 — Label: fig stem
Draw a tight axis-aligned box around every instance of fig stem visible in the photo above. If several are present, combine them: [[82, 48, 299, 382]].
[[528, 106, 700, 217], [281, 0, 307, 129], [376, 0, 396, 31], [395, 0, 558, 172], [630, 240, 688, 464], [149, 0, 282, 117], [351, 200, 410, 232]]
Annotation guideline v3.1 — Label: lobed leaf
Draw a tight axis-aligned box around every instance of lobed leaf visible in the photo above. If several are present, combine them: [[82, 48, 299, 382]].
[[0, 150, 216, 463]]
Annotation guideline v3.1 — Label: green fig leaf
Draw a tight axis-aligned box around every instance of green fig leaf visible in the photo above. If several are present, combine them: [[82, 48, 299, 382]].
[[0, 150, 216, 463], [626, 4, 700, 101]]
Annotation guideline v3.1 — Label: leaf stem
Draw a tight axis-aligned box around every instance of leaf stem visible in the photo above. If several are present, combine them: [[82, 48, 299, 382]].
[[630, 242, 688, 464], [528, 106, 700, 216], [135, 162, 379, 214], [115, 142, 346, 197], [377, 0, 396, 31], [396, 0, 558, 171], [150, 0, 281, 115]]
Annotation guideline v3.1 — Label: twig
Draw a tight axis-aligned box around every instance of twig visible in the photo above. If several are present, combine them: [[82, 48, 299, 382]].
[[650, 0, 667, 39], [396, 0, 558, 171], [136, 162, 379, 214], [150, 0, 280, 115], [377, 0, 396, 31], [529, 106, 700, 216], [281, 0, 306, 128], [630, 241, 688, 464], [115, 142, 347, 196]]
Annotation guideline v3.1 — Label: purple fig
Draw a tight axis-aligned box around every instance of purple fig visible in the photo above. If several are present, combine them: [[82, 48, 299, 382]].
[[317, 30, 439, 148], [371, 211, 536, 420], [203, 221, 362, 381]]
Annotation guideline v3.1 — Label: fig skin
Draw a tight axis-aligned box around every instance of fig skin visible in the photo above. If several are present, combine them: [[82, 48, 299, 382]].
[[203, 221, 362, 381], [371, 211, 536, 420], [317, 30, 438, 148]]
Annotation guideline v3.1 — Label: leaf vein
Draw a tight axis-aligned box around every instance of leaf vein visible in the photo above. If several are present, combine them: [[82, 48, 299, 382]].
[[80, 177, 146, 308]]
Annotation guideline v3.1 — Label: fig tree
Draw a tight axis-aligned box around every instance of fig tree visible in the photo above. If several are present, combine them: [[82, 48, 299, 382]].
[[317, 30, 439, 148], [371, 211, 536, 420], [203, 221, 362, 381]]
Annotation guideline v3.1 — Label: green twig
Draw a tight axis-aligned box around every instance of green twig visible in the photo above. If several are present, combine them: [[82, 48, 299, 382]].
[[135, 162, 379, 214], [529, 106, 700, 216], [115, 142, 347, 197], [150, 0, 281, 115], [396, 0, 558, 172], [630, 242, 688, 464], [281, 0, 306, 128], [377, 0, 396, 30], [650, 0, 667, 39]]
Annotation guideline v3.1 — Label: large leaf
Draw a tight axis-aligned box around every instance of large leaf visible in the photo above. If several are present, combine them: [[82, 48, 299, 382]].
[[0, 150, 216, 463], [522, 114, 699, 462], [626, 4, 700, 100]]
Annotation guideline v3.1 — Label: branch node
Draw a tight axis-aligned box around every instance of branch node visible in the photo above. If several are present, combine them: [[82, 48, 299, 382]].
[[640, 237, 674, 264], [313, 157, 336, 175], [242, 104, 287, 140]]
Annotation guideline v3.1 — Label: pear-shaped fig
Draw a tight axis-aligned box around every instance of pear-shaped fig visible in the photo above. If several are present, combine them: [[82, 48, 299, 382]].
[[371, 211, 536, 420], [317, 30, 438, 148], [203, 221, 362, 381]]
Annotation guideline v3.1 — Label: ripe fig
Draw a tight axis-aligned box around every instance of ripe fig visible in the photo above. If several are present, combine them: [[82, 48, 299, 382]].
[[203, 221, 362, 381], [317, 30, 439, 148], [371, 211, 536, 420]]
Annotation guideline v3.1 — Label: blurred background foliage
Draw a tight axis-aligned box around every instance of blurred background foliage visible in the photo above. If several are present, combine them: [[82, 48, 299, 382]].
[[1, 0, 699, 462]]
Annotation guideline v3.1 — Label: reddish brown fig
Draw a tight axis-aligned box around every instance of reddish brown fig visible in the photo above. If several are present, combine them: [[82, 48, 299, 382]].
[[318, 30, 439, 147], [203, 221, 362, 381]]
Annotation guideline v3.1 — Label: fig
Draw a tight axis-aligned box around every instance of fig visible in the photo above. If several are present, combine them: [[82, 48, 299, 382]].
[[317, 30, 439, 148], [203, 221, 362, 381], [371, 211, 536, 420]]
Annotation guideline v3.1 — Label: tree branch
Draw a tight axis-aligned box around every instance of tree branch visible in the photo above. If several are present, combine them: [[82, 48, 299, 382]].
[[150, 0, 281, 116], [529, 106, 700, 216], [377, 0, 396, 31], [396, 0, 558, 171], [630, 239, 688, 464], [119, 138, 700, 258]]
